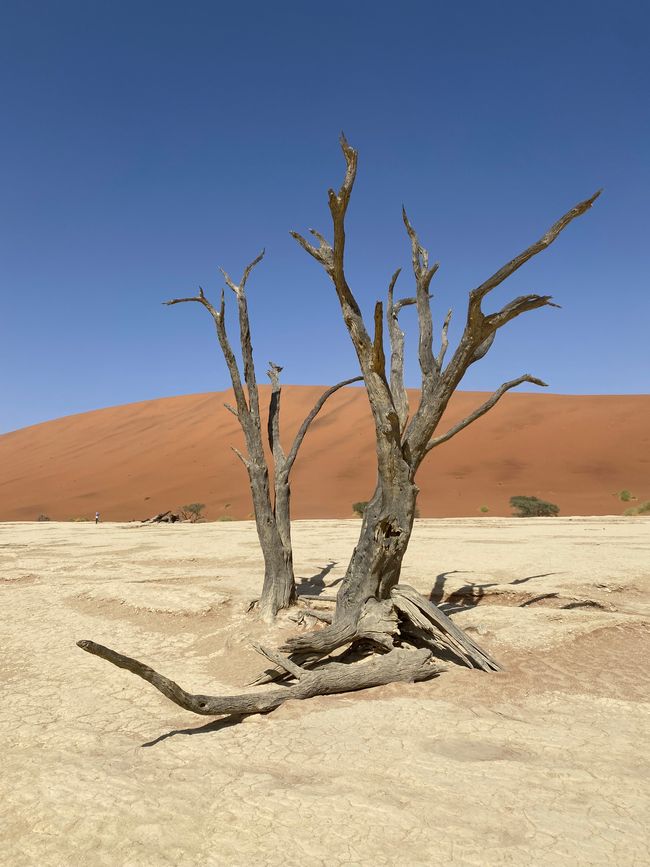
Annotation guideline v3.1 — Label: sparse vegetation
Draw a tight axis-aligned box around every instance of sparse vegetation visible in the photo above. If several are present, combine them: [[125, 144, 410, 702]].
[[624, 500, 650, 516], [37, 513, 50, 522], [179, 503, 206, 523], [217, 514, 235, 522], [617, 489, 635, 502], [352, 501, 368, 517], [510, 495, 559, 517], [479, 505, 489, 513], [71, 516, 92, 522]]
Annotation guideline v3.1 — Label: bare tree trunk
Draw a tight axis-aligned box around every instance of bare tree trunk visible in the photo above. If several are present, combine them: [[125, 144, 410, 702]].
[[247, 462, 295, 617], [165, 262, 361, 619]]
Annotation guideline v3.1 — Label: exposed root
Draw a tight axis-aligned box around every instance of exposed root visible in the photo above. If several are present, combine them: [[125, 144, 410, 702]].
[[391, 584, 502, 672], [279, 587, 501, 672], [77, 640, 443, 717]]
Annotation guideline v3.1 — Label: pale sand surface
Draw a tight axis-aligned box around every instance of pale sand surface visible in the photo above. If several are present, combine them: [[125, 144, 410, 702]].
[[1, 518, 649, 866]]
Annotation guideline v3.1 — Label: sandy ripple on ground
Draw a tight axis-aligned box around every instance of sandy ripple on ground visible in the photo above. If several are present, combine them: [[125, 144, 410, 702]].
[[1, 518, 649, 866]]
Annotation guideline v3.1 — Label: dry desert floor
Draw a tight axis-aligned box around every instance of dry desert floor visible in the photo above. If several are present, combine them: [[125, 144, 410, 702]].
[[1, 518, 649, 866]]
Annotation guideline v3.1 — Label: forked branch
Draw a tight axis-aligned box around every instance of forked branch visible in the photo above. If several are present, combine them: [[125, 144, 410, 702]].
[[220, 251, 266, 422], [164, 288, 249, 417], [468, 190, 601, 320]]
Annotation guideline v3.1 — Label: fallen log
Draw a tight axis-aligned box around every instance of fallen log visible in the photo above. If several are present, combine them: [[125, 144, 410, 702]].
[[77, 640, 444, 717]]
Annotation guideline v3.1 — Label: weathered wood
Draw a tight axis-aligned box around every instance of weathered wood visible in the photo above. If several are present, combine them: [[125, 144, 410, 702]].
[[141, 511, 182, 524], [77, 640, 443, 717], [392, 585, 502, 672]]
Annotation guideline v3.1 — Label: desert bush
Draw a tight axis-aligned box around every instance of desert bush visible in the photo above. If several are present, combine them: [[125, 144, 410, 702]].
[[479, 505, 489, 513], [37, 513, 50, 522], [626, 500, 650, 516], [352, 501, 368, 517], [71, 516, 92, 522], [618, 489, 635, 502], [217, 514, 235, 521], [509, 495, 559, 517], [179, 503, 206, 522]]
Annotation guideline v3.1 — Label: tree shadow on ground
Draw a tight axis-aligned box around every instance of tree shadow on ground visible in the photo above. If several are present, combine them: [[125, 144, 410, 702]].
[[430, 571, 560, 613], [141, 714, 247, 747], [296, 561, 340, 596]]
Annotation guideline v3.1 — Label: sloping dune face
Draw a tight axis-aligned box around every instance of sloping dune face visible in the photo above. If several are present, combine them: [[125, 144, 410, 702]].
[[0, 388, 648, 520]]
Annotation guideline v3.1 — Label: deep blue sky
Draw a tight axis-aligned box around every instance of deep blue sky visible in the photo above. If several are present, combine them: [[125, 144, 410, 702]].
[[1, 1, 648, 432]]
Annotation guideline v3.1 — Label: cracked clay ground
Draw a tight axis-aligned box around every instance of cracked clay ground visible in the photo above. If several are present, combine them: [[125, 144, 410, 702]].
[[1, 517, 649, 866]]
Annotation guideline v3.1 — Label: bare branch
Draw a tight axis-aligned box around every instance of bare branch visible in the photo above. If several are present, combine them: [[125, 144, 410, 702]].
[[394, 296, 417, 314], [289, 230, 334, 271], [284, 375, 363, 474], [372, 301, 387, 379], [266, 361, 285, 464], [219, 249, 265, 296], [468, 190, 601, 320], [231, 446, 250, 468], [164, 292, 219, 321], [223, 402, 239, 419], [165, 289, 249, 417], [437, 308, 452, 368], [425, 374, 548, 453], [250, 643, 305, 680], [218, 252, 265, 424], [485, 293, 561, 332], [386, 268, 412, 433], [402, 208, 440, 384]]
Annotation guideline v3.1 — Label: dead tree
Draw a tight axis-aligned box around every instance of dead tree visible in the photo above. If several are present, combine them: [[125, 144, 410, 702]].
[[282, 135, 599, 658], [164, 253, 360, 618], [78, 137, 598, 714]]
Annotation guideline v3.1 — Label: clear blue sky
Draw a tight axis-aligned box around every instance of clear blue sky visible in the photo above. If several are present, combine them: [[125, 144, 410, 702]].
[[1, 0, 648, 432]]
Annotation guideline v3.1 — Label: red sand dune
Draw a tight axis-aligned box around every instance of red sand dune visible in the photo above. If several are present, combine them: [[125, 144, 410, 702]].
[[0, 387, 648, 521]]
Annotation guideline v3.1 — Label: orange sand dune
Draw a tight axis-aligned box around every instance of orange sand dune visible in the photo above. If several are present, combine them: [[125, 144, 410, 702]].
[[0, 387, 648, 520]]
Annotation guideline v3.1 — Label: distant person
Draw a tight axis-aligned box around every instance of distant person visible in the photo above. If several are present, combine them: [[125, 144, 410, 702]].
[[95, 511, 100, 524]]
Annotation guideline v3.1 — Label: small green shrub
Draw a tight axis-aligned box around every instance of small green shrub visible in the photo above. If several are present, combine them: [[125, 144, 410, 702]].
[[37, 513, 50, 522], [510, 495, 559, 517], [180, 502, 206, 522], [623, 500, 649, 516], [217, 514, 235, 521], [479, 505, 489, 513], [352, 501, 368, 517], [618, 489, 635, 502]]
